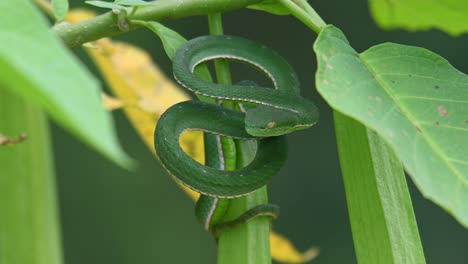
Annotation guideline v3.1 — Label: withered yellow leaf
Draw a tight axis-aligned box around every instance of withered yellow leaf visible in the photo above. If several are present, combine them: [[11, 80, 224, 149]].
[[67, 9, 316, 263], [270, 232, 319, 263], [101, 92, 125, 111]]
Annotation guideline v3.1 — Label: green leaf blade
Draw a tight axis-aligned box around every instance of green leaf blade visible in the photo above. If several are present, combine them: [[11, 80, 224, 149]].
[[334, 112, 426, 264], [314, 25, 468, 227], [247, 0, 290, 15], [0, 0, 132, 168], [134, 21, 187, 60], [52, 0, 69, 22], [135, 20, 213, 84], [369, 0, 468, 36]]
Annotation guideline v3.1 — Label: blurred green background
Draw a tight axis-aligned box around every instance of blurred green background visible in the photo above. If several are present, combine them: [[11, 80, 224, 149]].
[[54, 1, 468, 263]]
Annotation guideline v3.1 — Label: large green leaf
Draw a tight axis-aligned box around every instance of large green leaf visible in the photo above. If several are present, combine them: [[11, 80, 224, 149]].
[[369, 0, 468, 36], [314, 25, 468, 227], [0, 0, 131, 167]]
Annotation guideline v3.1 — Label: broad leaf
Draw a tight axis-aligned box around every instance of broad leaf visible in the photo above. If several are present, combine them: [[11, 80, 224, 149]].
[[52, 0, 69, 22], [315, 25, 468, 227], [0, 0, 131, 167], [369, 0, 468, 36]]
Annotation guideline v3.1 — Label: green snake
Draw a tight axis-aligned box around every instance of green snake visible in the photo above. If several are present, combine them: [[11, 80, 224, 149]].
[[154, 35, 319, 234]]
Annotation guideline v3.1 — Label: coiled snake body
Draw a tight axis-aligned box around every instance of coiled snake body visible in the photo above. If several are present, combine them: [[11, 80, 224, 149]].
[[155, 35, 318, 233]]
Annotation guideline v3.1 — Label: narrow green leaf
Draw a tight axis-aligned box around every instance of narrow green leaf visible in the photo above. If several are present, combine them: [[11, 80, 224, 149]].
[[369, 0, 468, 36], [314, 25, 468, 227], [0, 88, 62, 264], [114, 0, 154, 6], [134, 20, 213, 83], [51, 0, 69, 22], [335, 111, 426, 264], [85, 1, 125, 10], [0, 0, 132, 168], [247, 0, 290, 15], [134, 20, 187, 60]]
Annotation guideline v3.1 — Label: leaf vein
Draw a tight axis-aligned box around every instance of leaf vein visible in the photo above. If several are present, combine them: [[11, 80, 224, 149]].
[[420, 122, 468, 132], [359, 53, 467, 189], [398, 95, 468, 104]]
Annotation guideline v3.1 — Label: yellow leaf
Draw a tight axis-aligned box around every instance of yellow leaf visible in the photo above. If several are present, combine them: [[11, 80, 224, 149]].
[[101, 92, 125, 110], [67, 9, 317, 263], [270, 232, 319, 263]]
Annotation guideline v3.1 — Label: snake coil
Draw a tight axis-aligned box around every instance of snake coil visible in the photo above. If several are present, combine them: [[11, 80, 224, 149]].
[[155, 35, 318, 233]]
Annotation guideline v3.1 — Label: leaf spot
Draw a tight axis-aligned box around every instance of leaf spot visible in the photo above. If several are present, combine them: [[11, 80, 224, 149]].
[[0, 133, 27, 146], [375, 96, 382, 103], [437, 105, 448, 117], [321, 54, 328, 61], [434, 85, 440, 89], [415, 126, 422, 133], [402, 130, 408, 136], [434, 121, 440, 126], [326, 64, 334, 70]]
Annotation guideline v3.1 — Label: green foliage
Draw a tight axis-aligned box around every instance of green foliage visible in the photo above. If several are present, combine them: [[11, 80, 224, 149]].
[[133, 21, 186, 60], [134, 20, 213, 83], [52, 0, 69, 22], [0, 0, 131, 168], [0, 89, 62, 264], [335, 112, 426, 264], [247, 0, 290, 15], [315, 25, 468, 227], [369, 0, 468, 35]]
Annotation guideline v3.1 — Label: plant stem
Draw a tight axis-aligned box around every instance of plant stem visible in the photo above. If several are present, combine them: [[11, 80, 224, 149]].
[[334, 111, 426, 264], [207, 13, 272, 264], [0, 88, 63, 264], [278, 0, 326, 33], [53, 0, 263, 47], [218, 141, 271, 264]]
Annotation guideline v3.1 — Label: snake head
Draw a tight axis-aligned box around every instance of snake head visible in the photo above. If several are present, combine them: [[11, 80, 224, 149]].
[[245, 106, 312, 137]]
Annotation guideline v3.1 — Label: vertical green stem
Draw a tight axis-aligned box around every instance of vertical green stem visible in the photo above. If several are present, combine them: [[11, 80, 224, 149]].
[[0, 88, 63, 264], [207, 13, 272, 264], [334, 111, 426, 264]]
